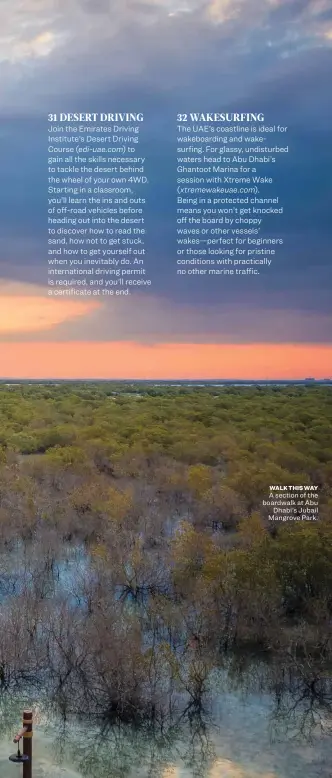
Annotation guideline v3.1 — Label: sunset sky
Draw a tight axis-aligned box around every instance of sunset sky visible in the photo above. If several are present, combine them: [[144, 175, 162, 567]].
[[0, 0, 331, 379]]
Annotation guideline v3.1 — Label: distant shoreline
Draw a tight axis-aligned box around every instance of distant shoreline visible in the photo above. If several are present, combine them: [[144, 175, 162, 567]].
[[0, 379, 331, 386]]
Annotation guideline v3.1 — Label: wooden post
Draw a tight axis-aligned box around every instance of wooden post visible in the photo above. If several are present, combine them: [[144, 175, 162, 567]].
[[22, 710, 32, 778]]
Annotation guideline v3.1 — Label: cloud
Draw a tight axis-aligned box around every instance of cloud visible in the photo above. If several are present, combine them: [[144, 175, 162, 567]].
[[0, 280, 99, 334], [0, 0, 331, 112], [0, 0, 330, 356], [0, 30, 59, 64], [205, 0, 244, 23], [0, 289, 331, 344]]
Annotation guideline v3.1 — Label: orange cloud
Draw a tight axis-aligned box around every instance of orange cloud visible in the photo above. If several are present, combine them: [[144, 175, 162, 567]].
[[0, 342, 330, 379], [0, 285, 98, 334]]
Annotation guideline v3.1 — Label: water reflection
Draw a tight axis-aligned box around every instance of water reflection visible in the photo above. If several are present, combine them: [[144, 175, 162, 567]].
[[1, 542, 332, 777], [0, 541, 91, 604], [0, 665, 332, 778]]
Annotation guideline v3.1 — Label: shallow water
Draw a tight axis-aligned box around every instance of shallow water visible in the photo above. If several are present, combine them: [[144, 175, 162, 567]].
[[0, 678, 331, 778], [0, 543, 331, 776], [0, 542, 92, 604]]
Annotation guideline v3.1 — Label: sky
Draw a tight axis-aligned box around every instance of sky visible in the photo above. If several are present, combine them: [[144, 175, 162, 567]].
[[0, 0, 331, 379]]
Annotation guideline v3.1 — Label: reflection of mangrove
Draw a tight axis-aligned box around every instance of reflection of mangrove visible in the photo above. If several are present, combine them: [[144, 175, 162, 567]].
[[224, 652, 332, 741], [0, 689, 217, 778], [0, 535, 332, 739], [1, 652, 332, 777], [1, 677, 331, 778], [268, 658, 332, 741]]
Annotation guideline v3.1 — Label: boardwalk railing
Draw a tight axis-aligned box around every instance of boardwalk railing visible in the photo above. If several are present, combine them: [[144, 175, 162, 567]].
[[9, 710, 33, 778]]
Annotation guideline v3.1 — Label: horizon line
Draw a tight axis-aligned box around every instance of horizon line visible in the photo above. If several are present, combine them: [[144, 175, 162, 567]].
[[0, 378, 331, 383]]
